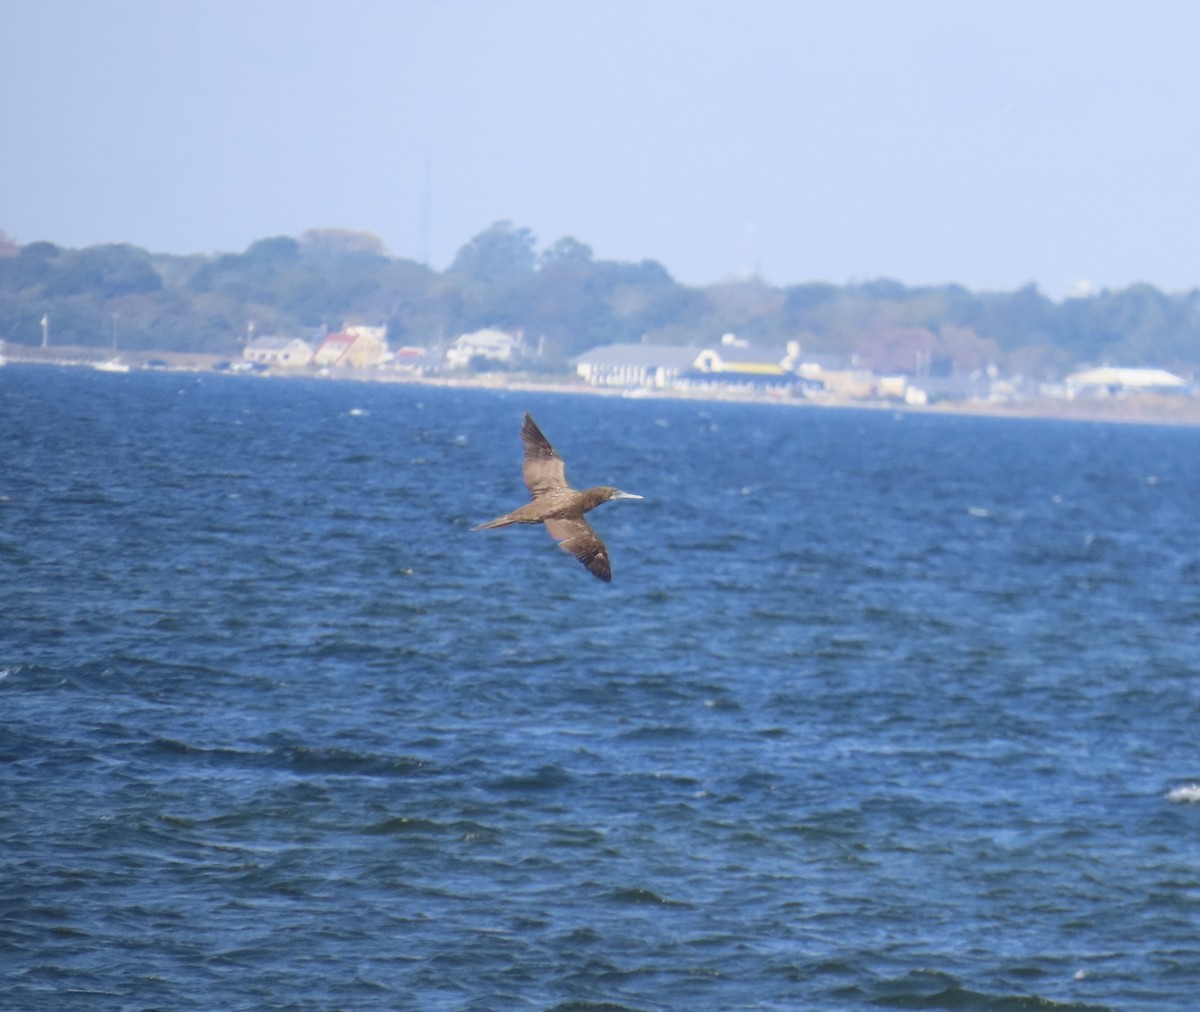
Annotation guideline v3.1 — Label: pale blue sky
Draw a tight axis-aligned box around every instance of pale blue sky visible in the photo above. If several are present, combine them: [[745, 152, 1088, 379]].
[[3, 0, 1200, 296]]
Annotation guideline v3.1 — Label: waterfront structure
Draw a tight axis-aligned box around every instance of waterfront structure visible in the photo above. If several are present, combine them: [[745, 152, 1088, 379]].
[[574, 343, 700, 388], [692, 333, 791, 378], [445, 329, 523, 369], [313, 327, 388, 368], [1065, 366, 1189, 397], [243, 336, 314, 367]]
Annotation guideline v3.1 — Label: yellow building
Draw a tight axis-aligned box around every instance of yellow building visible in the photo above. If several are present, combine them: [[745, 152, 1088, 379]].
[[312, 327, 388, 368]]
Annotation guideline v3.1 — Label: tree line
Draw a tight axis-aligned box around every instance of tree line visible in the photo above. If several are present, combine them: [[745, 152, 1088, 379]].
[[2, 222, 1199, 379]]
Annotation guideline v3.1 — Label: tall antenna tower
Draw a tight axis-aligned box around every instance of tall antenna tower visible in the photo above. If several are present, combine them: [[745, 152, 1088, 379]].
[[419, 148, 433, 267]]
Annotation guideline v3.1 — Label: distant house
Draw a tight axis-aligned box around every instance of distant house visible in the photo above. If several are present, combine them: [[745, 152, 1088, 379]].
[[243, 336, 313, 367], [902, 372, 993, 405], [693, 334, 791, 376], [793, 351, 854, 382], [574, 343, 701, 388], [312, 326, 388, 368], [445, 328, 523, 369], [1065, 366, 1189, 397], [391, 345, 430, 374], [686, 334, 798, 389], [312, 332, 356, 366], [345, 324, 387, 346]]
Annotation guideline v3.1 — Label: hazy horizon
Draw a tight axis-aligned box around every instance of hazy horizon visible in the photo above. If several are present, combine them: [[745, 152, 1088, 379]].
[[5, 0, 1200, 298]]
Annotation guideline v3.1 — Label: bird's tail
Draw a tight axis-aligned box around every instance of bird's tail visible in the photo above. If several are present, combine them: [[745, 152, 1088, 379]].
[[472, 514, 515, 531]]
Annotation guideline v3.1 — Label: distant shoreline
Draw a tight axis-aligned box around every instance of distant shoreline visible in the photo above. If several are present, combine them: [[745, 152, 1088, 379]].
[[8, 343, 1200, 429]]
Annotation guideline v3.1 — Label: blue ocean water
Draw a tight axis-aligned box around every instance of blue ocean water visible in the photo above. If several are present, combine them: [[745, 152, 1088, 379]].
[[3, 365, 1200, 1010]]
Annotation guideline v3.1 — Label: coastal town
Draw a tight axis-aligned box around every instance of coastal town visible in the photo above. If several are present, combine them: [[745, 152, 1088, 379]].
[[7, 223, 1200, 428], [6, 322, 1200, 426]]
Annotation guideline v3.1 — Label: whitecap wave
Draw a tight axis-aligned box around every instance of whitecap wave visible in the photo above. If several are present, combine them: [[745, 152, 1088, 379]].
[[1167, 783, 1200, 803]]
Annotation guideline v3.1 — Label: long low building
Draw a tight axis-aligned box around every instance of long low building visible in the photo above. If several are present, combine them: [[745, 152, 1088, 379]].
[[574, 343, 701, 388], [1066, 366, 1189, 395], [575, 334, 808, 390]]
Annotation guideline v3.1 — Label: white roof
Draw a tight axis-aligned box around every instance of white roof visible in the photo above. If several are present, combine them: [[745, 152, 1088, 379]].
[[1067, 366, 1187, 388], [454, 328, 518, 348], [573, 343, 700, 369]]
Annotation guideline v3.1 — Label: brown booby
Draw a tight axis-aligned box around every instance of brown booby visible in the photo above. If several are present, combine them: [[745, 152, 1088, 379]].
[[473, 413, 642, 582]]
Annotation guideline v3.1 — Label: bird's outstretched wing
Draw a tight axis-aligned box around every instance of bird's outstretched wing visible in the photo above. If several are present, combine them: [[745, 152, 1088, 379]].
[[544, 516, 612, 582], [522, 413, 570, 498]]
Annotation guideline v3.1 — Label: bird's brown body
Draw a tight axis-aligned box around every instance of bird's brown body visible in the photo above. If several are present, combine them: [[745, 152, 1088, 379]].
[[473, 413, 642, 582]]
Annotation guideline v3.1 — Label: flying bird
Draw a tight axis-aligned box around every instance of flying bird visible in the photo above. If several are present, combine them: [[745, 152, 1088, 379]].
[[473, 413, 642, 582]]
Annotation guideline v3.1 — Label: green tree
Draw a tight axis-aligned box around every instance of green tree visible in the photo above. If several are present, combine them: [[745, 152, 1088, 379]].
[[299, 228, 387, 258], [448, 221, 536, 285], [538, 236, 593, 270], [243, 235, 301, 265], [46, 244, 162, 298]]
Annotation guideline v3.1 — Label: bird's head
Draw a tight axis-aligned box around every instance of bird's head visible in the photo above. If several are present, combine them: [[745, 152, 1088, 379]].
[[579, 486, 644, 513]]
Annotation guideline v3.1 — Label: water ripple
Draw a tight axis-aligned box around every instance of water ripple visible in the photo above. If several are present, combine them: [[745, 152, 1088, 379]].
[[3, 370, 1200, 1008]]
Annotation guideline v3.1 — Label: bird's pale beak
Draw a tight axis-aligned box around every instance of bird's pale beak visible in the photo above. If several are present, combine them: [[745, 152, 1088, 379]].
[[613, 491, 643, 500]]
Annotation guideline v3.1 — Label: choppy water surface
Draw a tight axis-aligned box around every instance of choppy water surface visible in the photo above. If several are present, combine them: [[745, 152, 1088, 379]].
[[4, 366, 1200, 1009]]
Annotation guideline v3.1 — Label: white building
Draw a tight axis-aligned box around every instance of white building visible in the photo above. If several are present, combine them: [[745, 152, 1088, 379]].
[[691, 333, 790, 377], [242, 336, 314, 366], [1065, 366, 1188, 397], [445, 328, 523, 369], [574, 343, 700, 388]]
